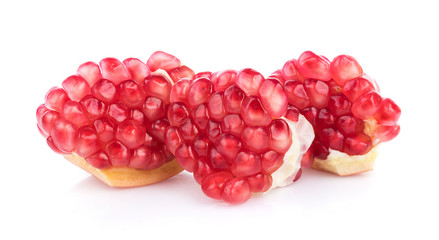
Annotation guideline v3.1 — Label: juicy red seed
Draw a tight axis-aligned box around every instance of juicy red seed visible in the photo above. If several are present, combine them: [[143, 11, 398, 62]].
[[191, 104, 209, 131], [330, 55, 363, 86], [62, 75, 90, 101], [209, 147, 230, 170], [285, 106, 300, 122], [167, 102, 189, 127], [193, 135, 210, 157], [147, 51, 181, 72], [343, 77, 375, 102], [351, 91, 382, 119], [150, 119, 170, 143], [123, 58, 151, 84], [170, 79, 191, 105], [62, 101, 89, 127], [328, 94, 351, 117], [242, 126, 269, 154], [46, 136, 67, 154], [129, 146, 152, 169], [194, 72, 212, 79], [131, 109, 146, 124], [261, 151, 284, 174], [344, 133, 372, 156], [313, 141, 329, 159], [319, 128, 344, 151], [91, 79, 118, 103], [268, 69, 286, 84], [223, 85, 245, 114], [45, 87, 69, 112], [301, 107, 318, 126], [211, 70, 237, 91], [373, 98, 401, 126], [268, 119, 292, 154], [188, 78, 214, 108], [298, 51, 331, 81], [282, 59, 303, 82], [107, 103, 129, 123], [247, 173, 272, 193], [175, 143, 196, 172], [207, 92, 226, 121], [284, 80, 310, 110], [144, 75, 172, 103], [304, 79, 330, 108], [328, 80, 343, 95], [241, 96, 271, 127], [105, 141, 130, 167], [85, 151, 111, 169], [142, 96, 166, 121], [80, 96, 106, 121], [201, 171, 233, 200], [373, 124, 400, 143], [168, 66, 195, 83], [75, 127, 101, 158], [180, 119, 199, 141], [231, 151, 261, 177], [336, 115, 364, 136], [94, 118, 114, 143], [222, 178, 251, 204], [293, 168, 303, 182], [119, 80, 145, 107], [51, 119, 78, 153], [116, 120, 146, 149], [77, 61, 102, 87], [235, 68, 264, 96], [301, 148, 314, 168], [221, 114, 244, 136], [215, 134, 242, 163], [164, 127, 183, 155], [258, 78, 288, 117], [207, 120, 222, 143], [36, 104, 50, 127], [145, 149, 167, 170], [316, 108, 336, 129], [37, 123, 48, 138], [144, 132, 155, 147], [193, 160, 214, 184], [99, 58, 131, 84], [40, 111, 61, 136]]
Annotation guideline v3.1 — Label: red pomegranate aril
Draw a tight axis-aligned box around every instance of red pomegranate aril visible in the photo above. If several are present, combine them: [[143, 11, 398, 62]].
[[131, 109, 146, 124], [76, 127, 101, 158], [99, 58, 131, 84], [193, 135, 210, 157], [62, 75, 90, 101], [180, 119, 199, 141], [268, 69, 286, 84], [241, 126, 269, 154], [241, 96, 271, 127], [304, 79, 330, 108], [351, 91, 382, 120], [201, 171, 233, 200], [144, 132, 155, 147], [164, 127, 183, 154], [268, 119, 292, 154], [328, 80, 343, 95], [77, 61, 102, 87], [62, 101, 89, 127], [193, 160, 214, 184], [373, 98, 401, 126], [51, 119, 78, 153], [147, 51, 181, 72], [36, 104, 50, 127], [209, 147, 230, 170], [85, 151, 111, 169], [215, 134, 242, 163], [142, 96, 166, 121], [105, 141, 130, 167], [40, 111, 61, 136], [298, 51, 331, 81], [107, 103, 129, 123], [123, 58, 150, 84], [336, 115, 364, 135], [80, 96, 106, 121], [316, 108, 336, 129], [284, 80, 310, 110], [146, 149, 167, 170], [91, 79, 118, 103], [235, 68, 264, 96], [231, 151, 261, 177], [343, 77, 375, 102], [285, 106, 300, 122], [188, 78, 213, 108], [328, 94, 352, 117], [175, 143, 196, 172], [116, 120, 146, 149], [150, 119, 170, 143], [301, 107, 318, 126], [258, 78, 288, 117], [167, 102, 189, 127], [191, 104, 209, 131], [373, 124, 400, 142], [319, 128, 344, 151], [221, 114, 244, 136], [293, 168, 302, 182], [261, 151, 284, 174], [330, 55, 363, 86], [222, 178, 251, 204], [129, 146, 152, 169], [207, 120, 222, 143], [344, 133, 372, 155], [143, 75, 172, 103], [301, 147, 314, 168], [313, 141, 330, 159], [45, 87, 69, 112], [46, 136, 67, 154], [194, 72, 212, 79], [247, 173, 272, 193], [224, 85, 245, 114], [94, 118, 114, 143], [119, 80, 145, 107], [170, 79, 191, 105], [282, 59, 303, 82], [207, 92, 226, 121], [168, 66, 195, 83], [211, 70, 237, 91]]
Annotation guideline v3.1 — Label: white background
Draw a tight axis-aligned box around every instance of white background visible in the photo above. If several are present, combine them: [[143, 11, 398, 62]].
[[1, 0, 438, 239]]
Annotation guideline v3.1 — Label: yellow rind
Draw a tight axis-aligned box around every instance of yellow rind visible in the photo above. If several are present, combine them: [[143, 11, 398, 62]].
[[64, 154, 183, 187]]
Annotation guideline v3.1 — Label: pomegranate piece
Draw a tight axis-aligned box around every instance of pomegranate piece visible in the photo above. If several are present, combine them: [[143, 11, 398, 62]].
[[51, 119, 78, 153], [330, 55, 363, 86], [282, 59, 303, 82], [45, 87, 69, 112], [99, 58, 132, 84], [235, 68, 264, 96], [143, 75, 172, 104], [284, 80, 310, 110], [258, 78, 288, 117], [188, 78, 213, 108], [147, 51, 181, 72], [222, 177, 251, 203], [168, 66, 195, 83], [298, 51, 331, 81], [343, 77, 375, 102], [119, 80, 145, 107], [123, 58, 151, 84], [343, 133, 372, 155], [211, 70, 237, 91], [62, 75, 90, 101], [351, 91, 382, 120], [77, 62, 102, 87], [373, 98, 401, 126], [304, 79, 330, 108]]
